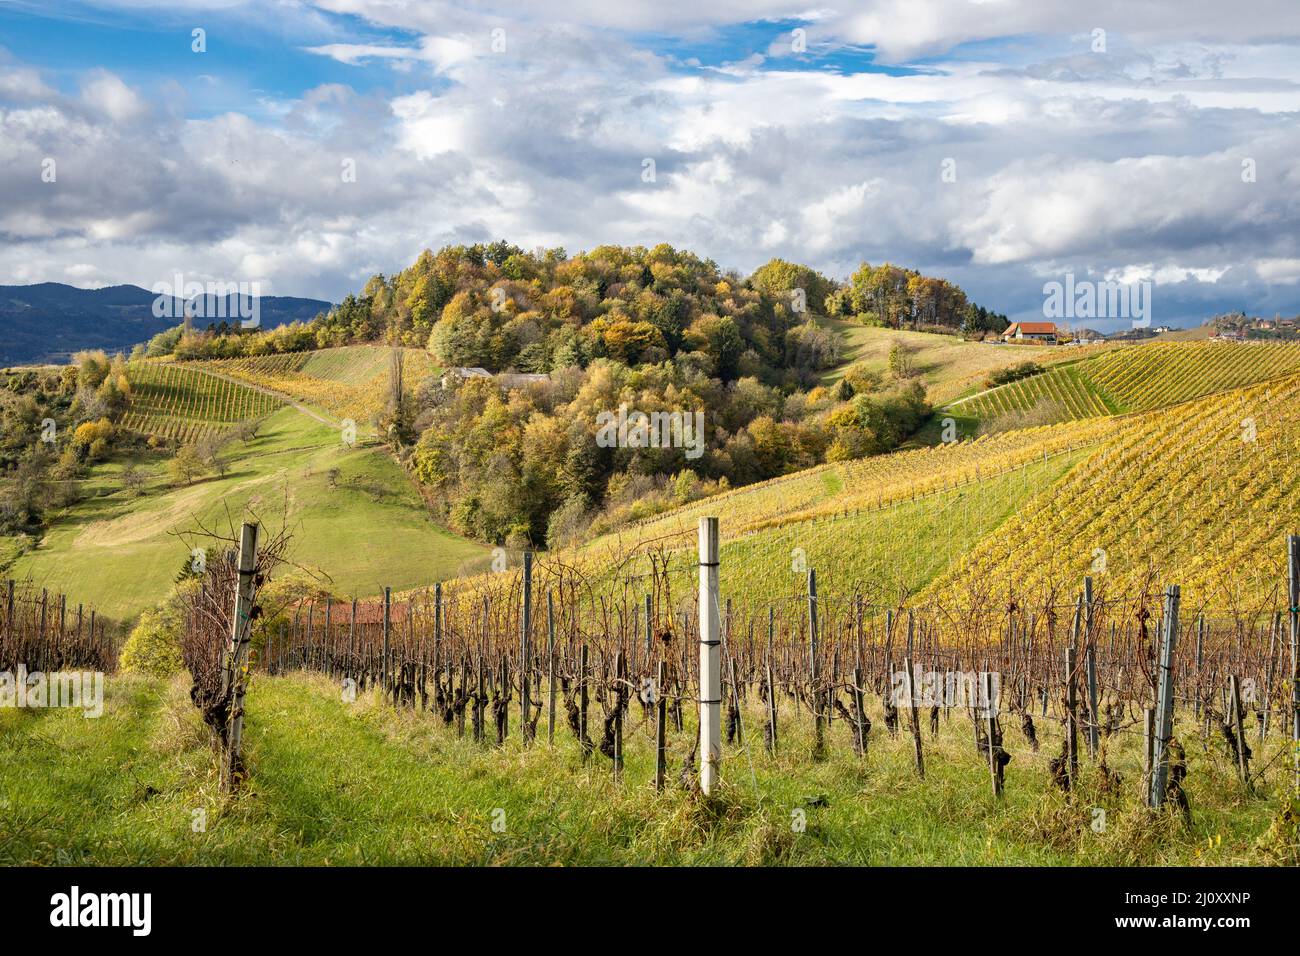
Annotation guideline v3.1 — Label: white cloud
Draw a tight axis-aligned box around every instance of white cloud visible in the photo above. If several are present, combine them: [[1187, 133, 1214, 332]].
[[2, 2, 1300, 326]]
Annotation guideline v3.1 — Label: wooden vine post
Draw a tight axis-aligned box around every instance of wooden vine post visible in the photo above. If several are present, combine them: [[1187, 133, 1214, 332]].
[[546, 590, 557, 745], [903, 654, 924, 778], [381, 586, 391, 698], [222, 521, 260, 794], [1064, 646, 1078, 791], [765, 606, 778, 755], [1085, 645, 1100, 759], [1289, 534, 1299, 796], [699, 516, 722, 795], [1149, 584, 1179, 808], [655, 660, 668, 791], [807, 568, 824, 761], [520, 551, 533, 744], [983, 670, 1003, 798], [1228, 674, 1251, 788]]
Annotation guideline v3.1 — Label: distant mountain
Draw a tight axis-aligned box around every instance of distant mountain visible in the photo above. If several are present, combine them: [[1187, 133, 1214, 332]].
[[0, 282, 332, 366]]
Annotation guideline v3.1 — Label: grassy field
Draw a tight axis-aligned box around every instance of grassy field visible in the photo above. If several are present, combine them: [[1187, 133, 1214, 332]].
[[0, 671, 1291, 865], [4, 407, 488, 624], [823, 322, 1093, 404]]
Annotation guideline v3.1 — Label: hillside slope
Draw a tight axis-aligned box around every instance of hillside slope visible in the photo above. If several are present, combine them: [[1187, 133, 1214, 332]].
[[928, 371, 1300, 609], [946, 339, 1300, 429], [6, 407, 488, 621], [195, 346, 437, 424]]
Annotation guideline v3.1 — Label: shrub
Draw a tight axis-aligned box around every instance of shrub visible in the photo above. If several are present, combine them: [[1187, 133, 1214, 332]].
[[119, 602, 185, 677]]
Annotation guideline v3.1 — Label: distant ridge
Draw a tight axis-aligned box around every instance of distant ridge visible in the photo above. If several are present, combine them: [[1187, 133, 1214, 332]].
[[0, 282, 332, 366]]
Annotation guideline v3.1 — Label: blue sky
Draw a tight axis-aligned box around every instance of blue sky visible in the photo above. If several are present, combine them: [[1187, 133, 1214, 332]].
[[2, 0, 1300, 328]]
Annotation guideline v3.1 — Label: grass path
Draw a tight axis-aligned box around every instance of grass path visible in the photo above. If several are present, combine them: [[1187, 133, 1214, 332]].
[[0, 672, 1291, 865]]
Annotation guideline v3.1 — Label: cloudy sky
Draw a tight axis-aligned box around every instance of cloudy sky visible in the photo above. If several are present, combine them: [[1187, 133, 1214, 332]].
[[2, 0, 1299, 327]]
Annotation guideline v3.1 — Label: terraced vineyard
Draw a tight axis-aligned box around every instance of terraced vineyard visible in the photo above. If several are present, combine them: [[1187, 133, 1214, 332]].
[[589, 415, 1117, 553], [1084, 340, 1300, 410], [122, 362, 283, 442], [950, 363, 1117, 423], [197, 346, 437, 423], [947, 339, 1300, 428], [929, 370, 1300, 609]]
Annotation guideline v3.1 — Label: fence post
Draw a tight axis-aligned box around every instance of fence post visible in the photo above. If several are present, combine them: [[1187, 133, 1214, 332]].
[[382, 586, 391, 698], [1261, 611, 1280, 744], [808, 568, 824, 760], [1150, 584, 1179, 808], [547, 590, 556, 745], [433, 582, 442, 692], [644, 593, 653, 662], [579, 643, 590, 762], [698, 517, 722, 795], [1085, 645, 1100, 759], [904, 654, 925, 778], [520, 551, 532, 744], [614, 650, 625, 782], [655, 660, 667, 791], [1064, 646, 1078, 791], [766, 606, 778, 755], [1229, 674, 1251, 788], [1194, 614, 1204, 720], [223, 522, 260, 793], [984, 670, 1003, 799], [1288, 534, 1299, 796], [1142, 707, 1155, 806]]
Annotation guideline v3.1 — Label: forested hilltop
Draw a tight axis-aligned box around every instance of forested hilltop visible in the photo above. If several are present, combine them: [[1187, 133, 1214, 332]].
[[129, 244, 1006, 547]]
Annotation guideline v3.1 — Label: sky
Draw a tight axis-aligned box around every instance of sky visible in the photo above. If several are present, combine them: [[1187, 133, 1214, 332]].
[[2, 1, 1299, 328]]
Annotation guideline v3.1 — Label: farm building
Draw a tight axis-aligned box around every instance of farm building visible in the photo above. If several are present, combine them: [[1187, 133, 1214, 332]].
[[440, 367, 492, 388], [1002, 321, 1059, 343]]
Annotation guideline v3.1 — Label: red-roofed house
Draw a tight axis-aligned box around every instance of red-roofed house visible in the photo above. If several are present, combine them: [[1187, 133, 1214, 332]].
[[1002, 321, 1059, 343]]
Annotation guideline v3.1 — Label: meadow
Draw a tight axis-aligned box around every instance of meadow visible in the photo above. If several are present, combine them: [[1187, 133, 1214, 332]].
[[0, 671, 1290, 866], [5, 407, 487, 621]]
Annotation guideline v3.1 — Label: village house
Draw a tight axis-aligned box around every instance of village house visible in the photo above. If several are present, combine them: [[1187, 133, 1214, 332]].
[[1002, 321, 1059, 343], [440, 366, 550, 390]]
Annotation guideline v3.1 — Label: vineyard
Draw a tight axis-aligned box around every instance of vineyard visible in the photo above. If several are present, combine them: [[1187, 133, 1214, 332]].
[[221, 515, 1300, 866], [947, 340, 1300, 427], [594, 415, 1117, 552], [0, 581, 113, 674], [195, 346, 437, 423], [122, 362, 284, 442]]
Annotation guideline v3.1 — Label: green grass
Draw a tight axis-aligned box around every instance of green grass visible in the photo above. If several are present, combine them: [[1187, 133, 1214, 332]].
[[0, 671, 1291, 865], [824, 322, 1070, 404], [5, 407, 488, 624], [710, 452, 1084, 601]]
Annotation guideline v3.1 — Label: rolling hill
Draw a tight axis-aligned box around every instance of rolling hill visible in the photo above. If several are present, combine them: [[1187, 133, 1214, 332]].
[[945, 340, 1300, 431], [195, 345, 438, 424], [6, 403, 488, 622], [0, 283, 331, 366]]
